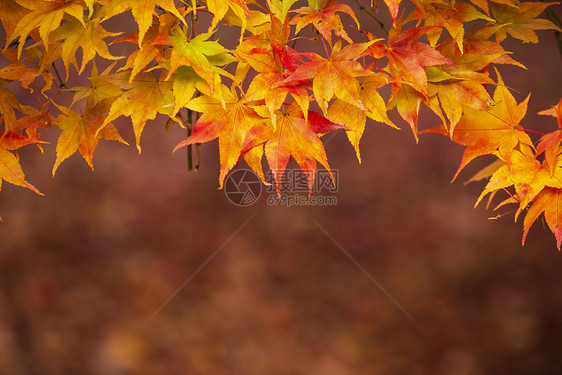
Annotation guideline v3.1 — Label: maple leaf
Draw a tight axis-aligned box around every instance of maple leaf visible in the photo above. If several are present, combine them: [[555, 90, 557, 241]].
[[535, 98, 562, 173], [206, 0, 251, 32], [475, 145, 562, 218], [84, 0, 94, 15], [7, 0, 86, 57], [263, 103, 336, 194], [126, 35, 168, 83], [66, 62, 124, 106], [240, 107, 346, 185], [239, 127, 272, 184], [110, 22, 174, 84], [366, 22, 453, 98], [280, 40, 373, 114], [0, 48, 55, 94], [247, 72, 310, 127], [435, 26, 525, 67], [100, 72, 174, 152], [174, 86, 266, 187], [293, 0, 359, 45], [0, 86, 51, 134], [100, 0, 185, 45], [0, 86, 22, 132], [166, 29, 235, 96], [464, 158, 506, 185], [536, 131, 562, 174], [425, 71, 533, 180], [0, 0, 28, 43], [52, 99, 127, 175], [492, 1, 562, 43], [0, 131, 43, 195], [416, 1, 493, 53], [388, 82, 424, 140], [538, 97, 562, 128], [237, 16, 310, 126], [50, 16, 122, 76], [426, 52, 496, 133], [523, 187, 562, 250], [267, 0, 299, 23], [239, 117, 276, 183], [328, 73, 397, 162], [171, 66, 209, 117], [374, 0, 402, 23]]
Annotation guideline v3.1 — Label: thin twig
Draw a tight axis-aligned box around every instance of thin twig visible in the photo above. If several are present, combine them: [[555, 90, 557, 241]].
[[187, 108, 193, 171], [545, 7, 562, 59], [353, 0, 387, 34]]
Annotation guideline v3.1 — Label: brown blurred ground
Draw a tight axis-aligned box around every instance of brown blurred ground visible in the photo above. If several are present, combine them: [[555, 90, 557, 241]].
[[2, 5, 562, 375]]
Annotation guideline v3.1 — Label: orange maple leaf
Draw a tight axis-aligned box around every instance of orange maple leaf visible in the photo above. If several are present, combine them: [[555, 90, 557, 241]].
[[293, 0, 359, 46], [174, 86, 266, 187], [263, 103, 338, 194], [475, 145, 562, 218], [236, 16, 310, 126], [328, 73, 397, 162], [0, 48, 55, 94], [535, 98, 562, 172], [380, 0, 402, 24], [388, 82, 427, 140], [426, 52, 497, 133], [416, 1, 493, 53], [109, 26, 170, 84], [523, 187, 562, 250], [0, 131, 43, 195], [425, 70, 533, 180], [536, 131, 562, 174], [280, 40, 373, 115], [451, 26, 526, 68], [538, 97, 562, 128], [366, 22, 453, 98]]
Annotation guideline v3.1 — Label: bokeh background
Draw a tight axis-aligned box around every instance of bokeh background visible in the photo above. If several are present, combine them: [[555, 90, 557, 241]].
[[1, 3, 562, 374]]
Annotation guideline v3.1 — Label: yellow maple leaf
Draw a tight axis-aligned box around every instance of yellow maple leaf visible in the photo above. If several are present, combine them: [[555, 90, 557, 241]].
[[52, 99, 127, 175], [100, 72, 174, 152], [8, 0, 86, 58]]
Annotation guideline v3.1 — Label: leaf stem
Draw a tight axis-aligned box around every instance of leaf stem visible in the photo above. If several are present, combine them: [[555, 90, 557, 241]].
[[51, 62, 67, 89], [291, 31, 300, 49], [522, 128, 545, 136]]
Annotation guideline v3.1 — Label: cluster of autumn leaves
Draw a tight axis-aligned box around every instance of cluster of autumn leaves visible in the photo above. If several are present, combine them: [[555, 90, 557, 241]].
[[0, 0, 561, 247]]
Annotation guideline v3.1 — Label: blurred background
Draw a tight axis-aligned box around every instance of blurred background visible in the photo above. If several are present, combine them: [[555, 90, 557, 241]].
[[1, 3, 562, 374]]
